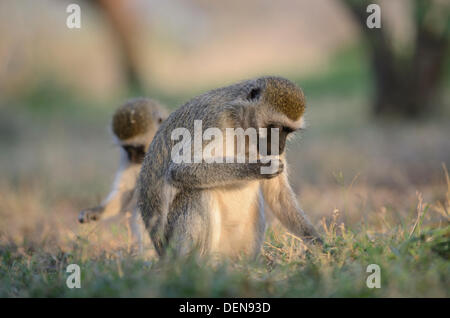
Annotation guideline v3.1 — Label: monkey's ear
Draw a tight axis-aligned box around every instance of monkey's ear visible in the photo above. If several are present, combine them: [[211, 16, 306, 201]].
[[247, 87, 262, 101]]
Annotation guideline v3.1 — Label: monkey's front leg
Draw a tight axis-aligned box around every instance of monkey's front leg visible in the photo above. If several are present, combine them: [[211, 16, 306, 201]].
[[78, 190, 121, 223], [78, 187, 134, 223], [167, 159, 283, 190], [261, 171, 322, 245]]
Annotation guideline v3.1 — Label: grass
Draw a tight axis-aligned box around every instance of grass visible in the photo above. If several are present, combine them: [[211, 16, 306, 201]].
[[0, 156, 448, 297], [0, 189, 448, 297]]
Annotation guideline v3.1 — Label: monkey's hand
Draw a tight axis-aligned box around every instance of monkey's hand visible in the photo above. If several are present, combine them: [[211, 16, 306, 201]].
[[78, 206, 103, 223], [258, 158, 284, 178]]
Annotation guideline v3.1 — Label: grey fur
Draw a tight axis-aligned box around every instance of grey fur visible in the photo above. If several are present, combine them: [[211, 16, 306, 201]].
[[137, 76, 321, 258]]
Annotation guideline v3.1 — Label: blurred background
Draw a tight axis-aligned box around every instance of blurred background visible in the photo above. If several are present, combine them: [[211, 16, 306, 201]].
[[0, 0, 449, 250]]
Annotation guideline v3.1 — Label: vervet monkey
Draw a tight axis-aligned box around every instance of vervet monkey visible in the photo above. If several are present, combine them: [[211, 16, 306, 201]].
[[137, 76, 322, 258], [79, 98, 168, 246]]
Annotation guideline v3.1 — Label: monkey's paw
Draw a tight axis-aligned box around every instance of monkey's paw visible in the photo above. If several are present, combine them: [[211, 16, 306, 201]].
[[78, 207, 102, 223], [259, 159, 284, 178]]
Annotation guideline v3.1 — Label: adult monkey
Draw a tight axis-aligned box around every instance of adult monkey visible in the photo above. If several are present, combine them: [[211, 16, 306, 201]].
[[137, 76, 322, 258]]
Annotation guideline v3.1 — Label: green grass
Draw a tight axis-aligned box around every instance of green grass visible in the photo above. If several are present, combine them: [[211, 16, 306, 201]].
[[0, 218, 448, 297]]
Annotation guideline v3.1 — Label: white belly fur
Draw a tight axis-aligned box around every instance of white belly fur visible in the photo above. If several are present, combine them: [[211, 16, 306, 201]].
[[207, 181, 264, 257]]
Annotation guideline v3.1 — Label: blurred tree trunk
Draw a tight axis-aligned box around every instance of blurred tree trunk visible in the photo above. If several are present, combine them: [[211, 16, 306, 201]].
[[342, 0, 449, 118], [93, 0, 145, 94]]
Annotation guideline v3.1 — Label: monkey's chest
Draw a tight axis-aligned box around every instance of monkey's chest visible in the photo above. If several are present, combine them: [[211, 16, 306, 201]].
[[207, 182, 264, 256]]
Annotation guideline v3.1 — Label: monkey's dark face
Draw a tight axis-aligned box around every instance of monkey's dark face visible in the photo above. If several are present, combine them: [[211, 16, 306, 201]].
[[258, 124, 297, 156], [122, 144, 146, 164], [269, 124, 296, 155]]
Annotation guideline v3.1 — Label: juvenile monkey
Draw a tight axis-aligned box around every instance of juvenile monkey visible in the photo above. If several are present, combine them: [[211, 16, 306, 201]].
[[137, 76, 321, 258], [79, 98, 168, 236]]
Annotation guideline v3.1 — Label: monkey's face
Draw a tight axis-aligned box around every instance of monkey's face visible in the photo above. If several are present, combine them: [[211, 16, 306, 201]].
[[252, 122, 298, 157], [122, 144, 147, 164], [264, 124, 297, 155], [119, 113, 165, 165], [241, 77, 305, 157], [116, 105, 168, 166]]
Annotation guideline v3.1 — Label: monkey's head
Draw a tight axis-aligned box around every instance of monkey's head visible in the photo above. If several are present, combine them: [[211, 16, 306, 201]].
[[112, 98, 168, 165], [231, 76, 306, 156]]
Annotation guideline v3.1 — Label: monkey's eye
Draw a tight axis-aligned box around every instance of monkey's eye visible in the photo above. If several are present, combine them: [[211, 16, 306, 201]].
[[247, 87, 261, 101], [267, 125, 295, 134]]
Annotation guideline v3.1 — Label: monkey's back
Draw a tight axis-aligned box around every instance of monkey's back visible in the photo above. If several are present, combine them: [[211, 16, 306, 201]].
[[136, 90, 235, 252]]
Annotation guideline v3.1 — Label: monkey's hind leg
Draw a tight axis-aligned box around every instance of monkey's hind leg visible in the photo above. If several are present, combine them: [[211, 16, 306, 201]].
[[160, 193, 210, 258], [129, 206, 144, 254]]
